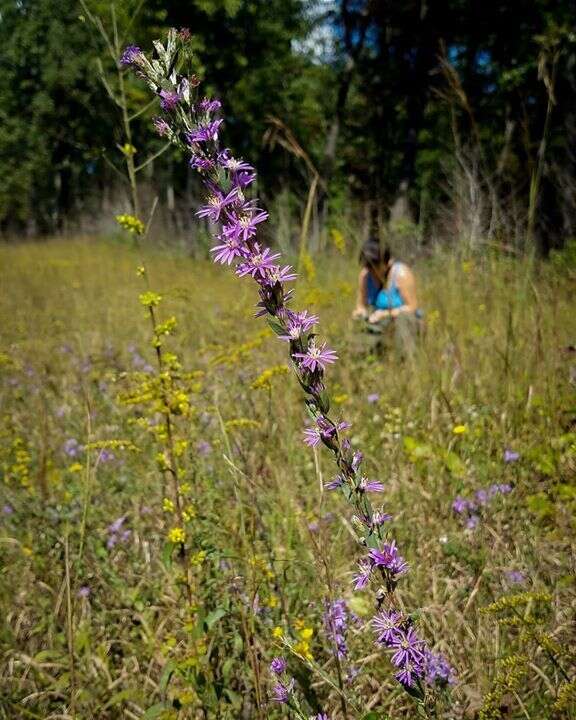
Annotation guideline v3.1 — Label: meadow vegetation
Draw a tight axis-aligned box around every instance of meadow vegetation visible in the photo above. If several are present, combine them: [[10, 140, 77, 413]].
[[1, 237, 574, 719]]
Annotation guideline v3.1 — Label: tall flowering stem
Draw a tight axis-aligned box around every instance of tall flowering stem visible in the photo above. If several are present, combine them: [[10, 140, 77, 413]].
[[123, 30, 452, 709]]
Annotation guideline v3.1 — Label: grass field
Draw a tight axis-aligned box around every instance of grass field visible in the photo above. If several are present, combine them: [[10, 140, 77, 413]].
[[0, 237, 575, 719]]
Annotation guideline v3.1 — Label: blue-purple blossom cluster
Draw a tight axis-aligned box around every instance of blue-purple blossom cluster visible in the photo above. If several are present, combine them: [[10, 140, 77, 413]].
[[106, 516, 131, 550], [269, 657, 295, 704], [452, 483, 513, 529], [323, 598, 349, 660], [372, 611, 455, 688], [122, 30, 454, 700]]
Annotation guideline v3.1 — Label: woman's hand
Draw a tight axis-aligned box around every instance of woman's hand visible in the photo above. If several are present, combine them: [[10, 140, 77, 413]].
[[368, 309, 390, 323], [352, 307, 369, 320]]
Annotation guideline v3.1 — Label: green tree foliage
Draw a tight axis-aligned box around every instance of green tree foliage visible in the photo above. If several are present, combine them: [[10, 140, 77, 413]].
[[0, 0, 574, 249]]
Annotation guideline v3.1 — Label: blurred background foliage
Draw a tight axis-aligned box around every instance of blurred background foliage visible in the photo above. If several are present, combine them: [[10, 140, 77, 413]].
[[0, 0, 575, 254]]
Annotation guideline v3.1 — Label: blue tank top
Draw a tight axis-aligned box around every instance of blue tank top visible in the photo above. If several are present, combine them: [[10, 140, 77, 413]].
[[366, 263, 405, 310]]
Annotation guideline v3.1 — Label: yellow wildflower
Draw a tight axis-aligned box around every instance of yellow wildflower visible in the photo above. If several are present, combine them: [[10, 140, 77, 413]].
[[298, 627, 314, 641], [168, 527, 186, 544], [68, 462, 83, 473], [116, 214, 145, 235], [294, 640, 313, 661], [162, 497, 175, 513], [453, 425, 468, 435], [272, 626, 284, 639]]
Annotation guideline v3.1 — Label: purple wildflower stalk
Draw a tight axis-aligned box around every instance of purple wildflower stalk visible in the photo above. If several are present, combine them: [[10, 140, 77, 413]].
[[123, 29, 451, 702]]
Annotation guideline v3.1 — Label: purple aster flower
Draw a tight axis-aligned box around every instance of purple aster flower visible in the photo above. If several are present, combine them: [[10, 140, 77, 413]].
[[390, 626, 425, 667], [324, 474, 344, 491], [236, 245, 282, 280], [270, 657, 287, 675], [197, 187, 240, 223], [107, 534, 118, 549], [222, 205, 269, 244], [369, 541, 408, 577], [2, 504, 14, 515], [196, 440, 212, 456], [186, 119, 223, 144], [198, 97, 222, 113], [159, 89, 181, 111], [452, 496, 473, 514], [224, 157, 254, 174], [278, 310, 319, 342], [303, 418, 349, 448], [152, 116, 171, 136], [63, 438, 82, 458], [77, 586, 91, 599], [108, 516, 125, 534], [505, 570, 526, 585], [475, 488, 489, 505], [190, 155, 214, 172], [371, 510, 393, 527], [120, 45, 142, 66], [210, 234, 250, 265], [367, 393, 380, 404], [263, 264, 297, 285], [358, 477, 384, 493], [314, 714, 329, 720], [352, 560, 372, 590], [351, 450, 363, 473], [466, 515, 479, 530], [496, 482, 512, 494], [423, 649, 456, 686], [504, 449, 520, 463], [272, 679, 294, 704], [293, 340, 338, 373], [372, 609, 402, 645], [99, 449, 115, 463], [395, 658, 423, 688]]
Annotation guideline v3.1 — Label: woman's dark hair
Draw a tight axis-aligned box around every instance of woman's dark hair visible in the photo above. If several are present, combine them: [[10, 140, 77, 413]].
[[359, 237, 391, 268]]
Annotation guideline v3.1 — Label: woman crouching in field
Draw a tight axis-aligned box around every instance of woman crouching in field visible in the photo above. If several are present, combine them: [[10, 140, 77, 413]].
[[352, 238, 422, 355]]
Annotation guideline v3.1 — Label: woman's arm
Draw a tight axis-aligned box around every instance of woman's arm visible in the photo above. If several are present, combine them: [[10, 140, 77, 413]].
[[352, 267, 370, 318]]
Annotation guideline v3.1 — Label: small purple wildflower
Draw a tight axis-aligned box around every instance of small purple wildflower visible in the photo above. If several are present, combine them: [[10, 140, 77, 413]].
[[152, 116, 170, 136], [452, 496, 473, 514], [423, 649, 457, 686], [303, 418, 350, 448], [324, 598, 349, 659], [108, 516, 125, 534], [475, 488, 489, 505], [186, 119, 223, 144], [210, 235, 249, 265], [120, 45, 142, 66], [293, 340, 338, 373], [368, 540, 409, 577], [159, 89, 181, 111], [372, 609, 402, 645], [236, 245, 282, 280], [196, 440, 212, 456], [77, 586, 91, 599], [324, 474, 344, 491], [367, 393, 380, 404], [196, 187, 240, 223], [466, 515, 479, 530], [390, 627, 425, 667], [352, 560, 372, 590], [223, 204, 269, 243], [63, 438, 82, 458], [504, 449, 520, 463], [505, 570, 526, 585], [2, 504, 14, 515], [270, 657, 287, 675], [358, 477, 384, 493], [271, 679, 294, 704], [190, 155, 215, 172], [395, 658, 423, 688], [278, 310, 319, 342], [198, 97, 222, 113]]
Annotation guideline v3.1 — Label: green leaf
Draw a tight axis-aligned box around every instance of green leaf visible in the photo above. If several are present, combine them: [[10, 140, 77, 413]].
[[204, 607, 226, 629], [143, 703, 169, 719]]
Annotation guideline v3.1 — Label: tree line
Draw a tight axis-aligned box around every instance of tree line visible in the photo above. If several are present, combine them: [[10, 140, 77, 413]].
[[0, 0, 574, 253]]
